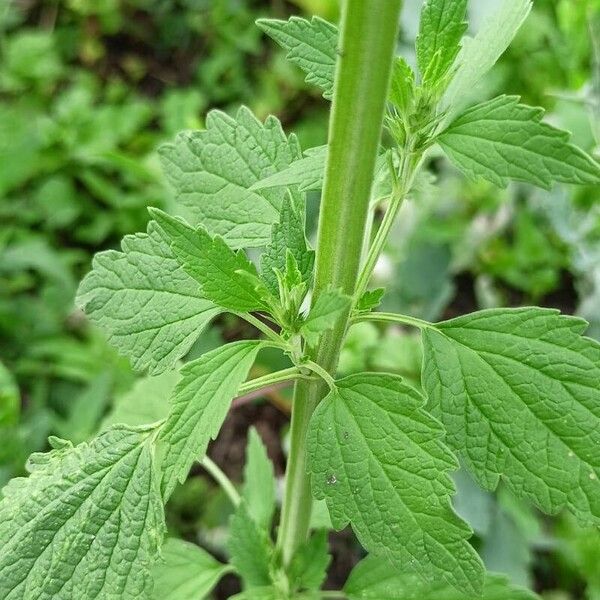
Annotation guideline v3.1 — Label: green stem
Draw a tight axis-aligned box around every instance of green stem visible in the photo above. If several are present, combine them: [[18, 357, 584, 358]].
[[238, 312, 287, 346], [238, 367, 312, 396], [352, 311, 435, 330], [200, 456, 241, 507], [276, 0, 403, 567]]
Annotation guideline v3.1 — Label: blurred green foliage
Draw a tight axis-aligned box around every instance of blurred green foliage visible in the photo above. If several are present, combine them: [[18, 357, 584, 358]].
[[0, 0, 599, 598]]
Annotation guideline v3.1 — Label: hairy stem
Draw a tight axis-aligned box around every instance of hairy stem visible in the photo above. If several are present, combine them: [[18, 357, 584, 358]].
[[276, 0, 403, 567]]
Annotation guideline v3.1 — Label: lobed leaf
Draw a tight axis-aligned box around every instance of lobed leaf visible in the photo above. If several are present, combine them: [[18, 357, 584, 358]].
[[344, 555, 539, 600], [422, 307, 600, 525], [159, 106, 302, 248], [159, 341, 263, 498], [256, 17, 338, 99], [307, 373, 484, 594], [76, 221, 221, 374], [0, 426, 165, 599], [151, 209, 269, 313], [438, 95, 600, 189], [416, 0, 467, 86], [152, 538, 232, 600]]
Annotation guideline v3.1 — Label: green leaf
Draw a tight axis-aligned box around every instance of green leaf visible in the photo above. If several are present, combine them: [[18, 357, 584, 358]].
[[260, 194, 314, 296], [159, 341, 263, 499], [242, 427, 276, 531], [150, 209, 269, 313], [438, 96, 600, 189], [76, 221, 221, 374], [102, 369, 180, 430], [228, 503, 274, 589], [307, 373, 484, 594], [0, 426, 165, 599], [442, 0, 532, 114], [251, 145, 327, 193], [300, 290, 351, 346], [416, 0, 467, 86], [152, 538, 232, 600], [159, 106, 302, 248], [356, 288, 385, 312], [344, 555, 538, 600], [288, 530, 330, 592], [389, 57, 415, 116], [257, 17, 338, 99], [0, 360, 19, 427], [422, 307, 600, 525], [230, 588, 281, 600]]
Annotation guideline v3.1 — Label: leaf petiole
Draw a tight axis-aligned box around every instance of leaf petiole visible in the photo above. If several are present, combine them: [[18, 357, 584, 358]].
[[352, 311, 436, 331], [200, 456, 241, 507]]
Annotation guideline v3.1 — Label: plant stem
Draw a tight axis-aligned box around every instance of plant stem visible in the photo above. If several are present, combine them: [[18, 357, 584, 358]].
[[275, 0, 403, 567], [200, 456, 241, 507], [352, 311, 436, 331], [238, 367, 311, 396]]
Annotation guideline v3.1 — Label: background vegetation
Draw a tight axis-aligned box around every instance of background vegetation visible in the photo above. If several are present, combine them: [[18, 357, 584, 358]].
[[1, 0, 599, 597]]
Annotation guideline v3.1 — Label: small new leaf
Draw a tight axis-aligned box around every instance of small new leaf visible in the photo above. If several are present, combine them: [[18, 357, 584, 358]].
[[416, 0, 467, 87], [300, 289, 351, 346], [344, 555, 539, 600], [257, 17, 338, 99], [261, 194, 314, 297], [152, 538, 232, 600], [307, 373, 484, 594], [288, 530, 331, 593], [159, 341, 263, 498], [242, 427, 276, 531], [76, 221, 221, 374], [422, 307, 600, 525], [389, 57, 415, 116], [0, 426, 165, 599], [438, 95, 600, 189], [228, 503, 274, 589], [151, 209, 269, 313], [159, 106, 301, 248], [356, 288, 385, 312]]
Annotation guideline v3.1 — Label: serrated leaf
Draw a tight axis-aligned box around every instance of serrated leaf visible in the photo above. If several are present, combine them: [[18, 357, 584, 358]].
[[307, 373, 484, 594], [288, 530, 330, 592], [0, 426, 165, 599], [102, 369, 180, 430], [438, 96, 600, 189], [422, 307, 600, 525], [416, 0, 467, 86], [151, 209, 269, 313], [257, 17, 338, 99], [159, 341, 263, 498], [152, 538, 232, 600], [442, 0, 532, 115], [230, 587, 281, 600], [344, 555, 538, 600], [251, 145, 327, 193], [261, 194, 314, 296], [389, 57, 415, 116], [228, 503, 274, 589], [300, 290, 351, 346], [76, 221, 221, 374], [242, 427, 276, 530], [159, 106, 301, 248], [356, 288, 385, 312]]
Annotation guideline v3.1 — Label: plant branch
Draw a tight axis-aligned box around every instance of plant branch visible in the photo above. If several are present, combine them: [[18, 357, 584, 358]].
[[275, 0, 403, 567], [200, 456, 241, 507], [352, 311, 436, 331]]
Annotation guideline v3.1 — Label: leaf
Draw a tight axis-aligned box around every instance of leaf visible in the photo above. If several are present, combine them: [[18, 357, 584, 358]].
[[260, 194, 314, 296], [356, 288, 385, 312], [256, 17, 338, 99], [251, 145, 327, 193], [344, 555, 538, 600], [416, 0, 468, 86], [422, 307, 600, 525], [389, 57, 415, 116], [288, 530, 330, 592], [159, 341, 262, 499], [438, 96, 600, 189], [152, 538, 232, 600], [242, 427, 276, 530], [300, 290, 351, 346], [442, 0, 532, 114], [158, 106, 302, 248], [150, 209, 269, 313], [76, 221, 221, 374], [307, 373, 484, 594], [0, 360, 19, 427], [0, 426, 165, 599], [102, 369, 180, 430], [228, 503, 274, 589], [230, 588, 281, 600]]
